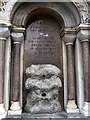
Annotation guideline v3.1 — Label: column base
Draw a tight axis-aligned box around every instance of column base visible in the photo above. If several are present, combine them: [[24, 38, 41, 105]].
[[8, 109, 22, 116], [10, 101, 21, 111], [0, 104, 7, 119], [65, 100, 79, 113], [80, 102, 90, 116], [8, 101, 22, 115], [65, 107, 79, 113]]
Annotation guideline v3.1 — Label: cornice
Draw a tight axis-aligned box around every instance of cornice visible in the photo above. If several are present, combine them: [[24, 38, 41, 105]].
[[12, 26, 26, 33], [77, 24, 90, 32]]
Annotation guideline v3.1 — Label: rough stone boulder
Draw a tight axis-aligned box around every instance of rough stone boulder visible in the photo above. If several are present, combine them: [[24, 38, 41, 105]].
[[25, 64, 62, 114]]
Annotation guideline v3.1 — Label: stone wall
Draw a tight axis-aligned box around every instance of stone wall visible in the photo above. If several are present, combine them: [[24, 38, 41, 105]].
[[0, 0, 90, 24], [0, 0, 90, 119]]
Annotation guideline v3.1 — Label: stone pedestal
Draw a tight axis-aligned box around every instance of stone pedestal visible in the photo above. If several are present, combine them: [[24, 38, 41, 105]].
[[24, 64, 62, 114]]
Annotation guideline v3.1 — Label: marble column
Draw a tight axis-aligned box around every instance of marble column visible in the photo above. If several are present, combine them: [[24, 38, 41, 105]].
[[0, 25, 10, 117], [66, 43, 75, 101], [77, 24, 90, 116], [10, 32, 24, 112], [62, 28, 79, 113]]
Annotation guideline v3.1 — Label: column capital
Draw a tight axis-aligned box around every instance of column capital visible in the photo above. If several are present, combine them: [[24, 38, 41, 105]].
[[61, 28, 76, 44], [77, 24, 90, 42], [0, 26, 10, 40], [11, 32, 24, 43]]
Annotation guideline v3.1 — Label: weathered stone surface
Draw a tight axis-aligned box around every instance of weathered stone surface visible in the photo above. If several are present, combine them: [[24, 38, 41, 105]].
[[25, 76, 62, 90], [26, 64, 61, 78], [3, 112, 88, 119], [25, 64, 62, 114], [0, 0, 89, 25]]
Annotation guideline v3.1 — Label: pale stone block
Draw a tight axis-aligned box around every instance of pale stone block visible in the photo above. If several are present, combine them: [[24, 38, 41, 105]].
[[65, 108, 79, 113], [10, 101, 21, 111], [8, 101, 22, 115], [8, 109, 22, 116], [0, 104, 7, 120], [0, 112, 7, 120], [0, 104, 6, 115], [66, 100, 77, 109], [65, 100, 79, 113], [80, 102, 90, 116]]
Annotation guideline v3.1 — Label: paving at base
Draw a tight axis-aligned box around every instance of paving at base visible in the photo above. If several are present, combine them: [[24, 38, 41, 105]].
[[2, 112, 90, 120]]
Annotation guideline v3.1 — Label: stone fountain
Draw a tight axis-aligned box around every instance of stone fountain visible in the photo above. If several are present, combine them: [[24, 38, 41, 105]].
[[24, 64, 62, 114]]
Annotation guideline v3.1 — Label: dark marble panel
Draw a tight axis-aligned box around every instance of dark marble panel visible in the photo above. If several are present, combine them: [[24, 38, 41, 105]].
[[25, 15, 62, 70], [66, 45, 75, 100]]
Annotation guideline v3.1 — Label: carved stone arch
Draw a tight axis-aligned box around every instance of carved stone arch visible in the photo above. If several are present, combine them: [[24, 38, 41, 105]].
[[1, 0, 89, 24], [8, 1, 86, 115], [10, 1, 81, 110], [73, 1, 90, 23], [0, 0, 90, 118], [11, 6, 65, 29], [10, 2, 81, 28]]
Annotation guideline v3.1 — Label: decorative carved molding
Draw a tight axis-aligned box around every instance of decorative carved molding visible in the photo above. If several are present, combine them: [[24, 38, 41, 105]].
[[0, 21, 11, 26], [73, 1, 90, 23], [0, 0, 89, 26], [0, 0, 9, 12], [12, 27, 25, 32]]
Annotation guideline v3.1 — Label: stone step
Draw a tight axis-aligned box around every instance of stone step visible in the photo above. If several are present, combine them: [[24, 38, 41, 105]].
[[2, 112, 89, 120], [2, 118, 89, 120]]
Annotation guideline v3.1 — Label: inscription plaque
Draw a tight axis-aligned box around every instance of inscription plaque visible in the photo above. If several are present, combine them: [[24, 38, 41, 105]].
[[24, 15, 63, 108], [24, 16, 62, 69]]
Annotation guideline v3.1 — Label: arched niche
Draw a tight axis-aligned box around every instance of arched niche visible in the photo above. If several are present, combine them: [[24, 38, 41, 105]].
[[10, 2, 81, 28], [10, 2, 81, 112], [24, 14, 64, 109]]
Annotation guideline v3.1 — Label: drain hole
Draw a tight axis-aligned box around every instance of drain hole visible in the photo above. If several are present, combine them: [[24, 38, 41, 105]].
[[42, 93, 46, 97], [43, 75, 45, 78]]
